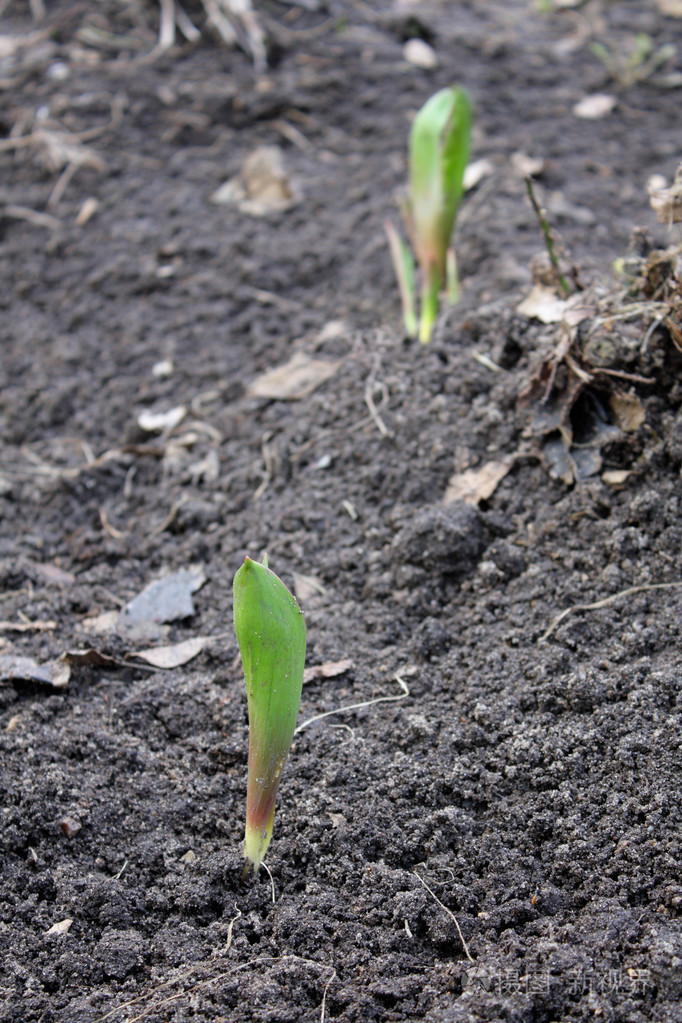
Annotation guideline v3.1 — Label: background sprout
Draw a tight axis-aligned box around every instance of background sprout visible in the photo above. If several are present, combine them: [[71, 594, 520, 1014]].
[[589, 34, 676, 88], [233, 554, 306, 875], [386, 85, 472, 344]]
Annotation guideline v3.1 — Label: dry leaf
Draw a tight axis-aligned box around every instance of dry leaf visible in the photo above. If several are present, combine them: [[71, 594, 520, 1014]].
[[303, 658, 353, 684], [0, 655, 70, 688], [249, 351, 341, 400], [63, 648, 132, 671], [44, 919, 73, 937], [542, 435, 576, 485], [80, 610, 119, 634], [517, 284, 567, 324], [211, 146, 300, 216], [573, 94, 616, 119], [29, 129, 106, 174], [119, 567, 206, 631], [571, 444, 604, 481], [131, 637, 208, 668], [562, 297, 597, 329], [443, 460, 512, 506], [609, 392, 645, 433]]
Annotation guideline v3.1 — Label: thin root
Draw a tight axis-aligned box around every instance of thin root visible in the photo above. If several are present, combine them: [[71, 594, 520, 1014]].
[[541, 580, 682, 642], [92, 955, 335, 1023], [295, 674, 409, 735], [261, 860, 276, 904], [413, 866, 475, 963]]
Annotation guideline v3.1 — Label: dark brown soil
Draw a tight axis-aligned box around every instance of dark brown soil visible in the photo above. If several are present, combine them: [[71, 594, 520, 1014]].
[[2, 2, 682, 1021]]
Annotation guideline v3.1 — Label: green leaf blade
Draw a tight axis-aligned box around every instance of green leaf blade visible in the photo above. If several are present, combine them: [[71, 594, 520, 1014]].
[[385, 219, 417, 337], [438, 87, 472, 254], [233, 555, 306, 873], [408, 86, 471, 280]]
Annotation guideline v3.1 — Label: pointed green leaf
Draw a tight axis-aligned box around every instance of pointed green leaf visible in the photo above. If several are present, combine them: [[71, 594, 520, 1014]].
[[439, 88, 472, 247], [407, 85, 472, 328], [385, 219, 417, 337], [233, 555, 306, 873]]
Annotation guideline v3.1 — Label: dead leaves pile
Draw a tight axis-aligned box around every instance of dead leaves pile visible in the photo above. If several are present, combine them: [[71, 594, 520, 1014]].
[[0, 566, 214, 690], [516, 236, 682, 485]]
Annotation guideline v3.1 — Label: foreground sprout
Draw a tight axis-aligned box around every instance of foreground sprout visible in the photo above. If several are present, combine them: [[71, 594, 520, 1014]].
[[386, 85, 472, 344], [233, 554, 306, 875]]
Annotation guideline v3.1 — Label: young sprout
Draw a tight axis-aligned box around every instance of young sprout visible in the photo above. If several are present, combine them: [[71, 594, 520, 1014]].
[[386, 85, 472, 344], [589, 34, 676, 89], [233, 554, 306, 875]]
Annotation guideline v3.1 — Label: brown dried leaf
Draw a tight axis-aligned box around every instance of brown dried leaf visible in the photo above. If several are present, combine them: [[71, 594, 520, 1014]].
[[80, 610, 120, 634], [63, 648, 127, 670], [443, 460, 512, 506], [249, 351, 341, 401], [517, 284, 567, 324], [303, 658, 353, 684], [44, 919, 73, 936], [118, 567, 206, 633], [131, 637, 208, 669], [211, 146, 300, 216], [609, 392, 645, 433], [0, 655, 70, 688], [541, 435, 576, 485]]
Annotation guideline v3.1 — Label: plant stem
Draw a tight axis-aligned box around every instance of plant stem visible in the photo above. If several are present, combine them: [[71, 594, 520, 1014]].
[[525, 176, 572, 298], [385, 220, 417, 337], [419, 262, 441, 343]]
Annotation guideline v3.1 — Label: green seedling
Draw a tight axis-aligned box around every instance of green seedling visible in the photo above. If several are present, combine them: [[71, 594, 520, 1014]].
[[233, 554, 306, 875], [386, 85, 472, 344], [590, 34, 676, 88]]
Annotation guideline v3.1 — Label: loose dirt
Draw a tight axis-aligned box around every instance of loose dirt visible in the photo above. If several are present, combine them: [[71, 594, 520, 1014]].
[[1, 2, 682, 1021]]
